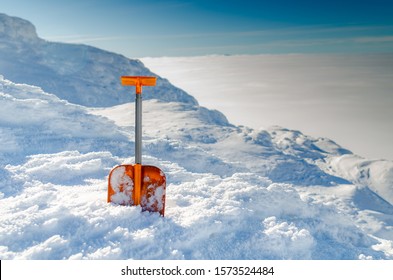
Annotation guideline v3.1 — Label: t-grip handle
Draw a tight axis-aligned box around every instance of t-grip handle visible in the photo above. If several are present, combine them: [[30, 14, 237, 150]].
[[121, 76, 157, 94]]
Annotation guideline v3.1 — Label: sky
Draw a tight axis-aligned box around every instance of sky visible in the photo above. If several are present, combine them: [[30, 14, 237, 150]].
[[1, 0, 393, 57]]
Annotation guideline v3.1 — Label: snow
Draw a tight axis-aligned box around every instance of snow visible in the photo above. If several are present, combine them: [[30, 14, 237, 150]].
[[109, 166, 134, 205], [142, 183, 165, 212], [0, 13, 38, 42], [1, 13, 393, 260], [326, 155, 393, 205]]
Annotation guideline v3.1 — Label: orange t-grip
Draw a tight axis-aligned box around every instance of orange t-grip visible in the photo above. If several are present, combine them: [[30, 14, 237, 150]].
[[121, 76, 157, 94]]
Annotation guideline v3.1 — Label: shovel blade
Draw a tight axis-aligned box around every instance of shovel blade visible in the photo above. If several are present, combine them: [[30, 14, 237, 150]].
[[108, 164, 166, 216]]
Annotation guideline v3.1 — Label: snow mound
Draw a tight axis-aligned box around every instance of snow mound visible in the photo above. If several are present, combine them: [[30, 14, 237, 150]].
[[0, 13, 39, 42], [327, 155, 393, 205], [0, 76, 129, 165]]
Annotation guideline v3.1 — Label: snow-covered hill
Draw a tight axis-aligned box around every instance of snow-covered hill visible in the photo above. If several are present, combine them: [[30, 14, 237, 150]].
[[1, 13, 393, 259], [0, 13, 196, 107]]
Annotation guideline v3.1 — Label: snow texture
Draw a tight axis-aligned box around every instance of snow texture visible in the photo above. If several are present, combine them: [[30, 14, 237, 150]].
[[1, 14, 393, 260]]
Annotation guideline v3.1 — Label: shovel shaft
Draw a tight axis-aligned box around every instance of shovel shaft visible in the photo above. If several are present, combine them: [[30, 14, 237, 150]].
[[121, 76, 156, 165], [135, 93, 142, 164], [134, 93, 142, 205]]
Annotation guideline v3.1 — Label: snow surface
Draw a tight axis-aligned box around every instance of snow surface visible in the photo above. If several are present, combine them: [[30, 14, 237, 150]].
[[1, 14, 393, 260]]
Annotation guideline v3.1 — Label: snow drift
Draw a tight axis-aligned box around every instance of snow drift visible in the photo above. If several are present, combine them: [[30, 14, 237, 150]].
[[1, 14, 393, 260]]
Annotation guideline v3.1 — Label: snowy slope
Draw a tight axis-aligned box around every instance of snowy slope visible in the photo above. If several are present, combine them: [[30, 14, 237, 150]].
[[1, 75, 393, 259], [1, 14, 393, 260]]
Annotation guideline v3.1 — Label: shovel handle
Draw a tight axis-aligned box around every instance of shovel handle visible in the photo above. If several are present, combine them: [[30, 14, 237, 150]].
[[121, 76, 157, 94], [120, 76, 157, 165]]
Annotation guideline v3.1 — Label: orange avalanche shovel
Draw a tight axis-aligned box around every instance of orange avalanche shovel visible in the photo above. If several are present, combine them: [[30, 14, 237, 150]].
[[107, 76, 166, 216]]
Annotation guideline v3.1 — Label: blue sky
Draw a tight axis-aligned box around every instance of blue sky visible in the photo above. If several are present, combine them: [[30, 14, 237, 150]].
[[1, 0, 393, 57]]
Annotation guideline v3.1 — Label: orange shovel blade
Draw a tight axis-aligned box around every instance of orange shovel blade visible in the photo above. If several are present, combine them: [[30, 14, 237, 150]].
[[108, 165, 166, 216]]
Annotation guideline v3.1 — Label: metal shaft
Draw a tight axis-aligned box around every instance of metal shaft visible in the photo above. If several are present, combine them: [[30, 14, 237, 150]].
[[135, 93, 142, 164]]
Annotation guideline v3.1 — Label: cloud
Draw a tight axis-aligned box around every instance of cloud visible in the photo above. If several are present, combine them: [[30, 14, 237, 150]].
[[156, 24, 393, 54], [354, 36, 393, 43], [43, 23, 393, 57], [45, 35, 126, 44], [141, 54, 393, 160]]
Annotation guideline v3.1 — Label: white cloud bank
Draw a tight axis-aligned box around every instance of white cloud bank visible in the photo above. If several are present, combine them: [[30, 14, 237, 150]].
[[141, 54, 393, 161]]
